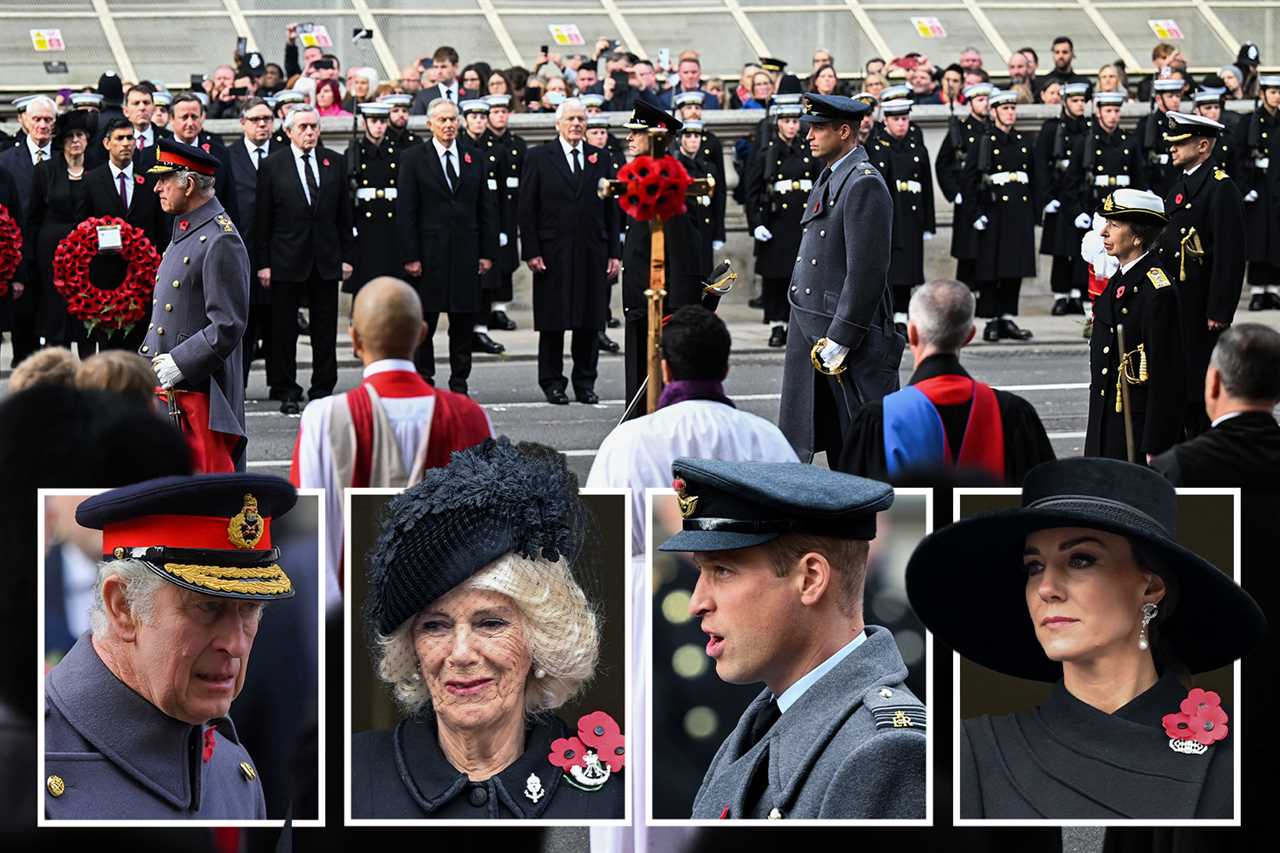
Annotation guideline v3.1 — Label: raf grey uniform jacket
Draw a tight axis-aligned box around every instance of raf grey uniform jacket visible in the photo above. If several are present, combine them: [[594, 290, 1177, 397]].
[[45, 634, 266, 819], [779, 146, 903, 462], [139, 196, 250, 465], [691, 625, 926, 819]]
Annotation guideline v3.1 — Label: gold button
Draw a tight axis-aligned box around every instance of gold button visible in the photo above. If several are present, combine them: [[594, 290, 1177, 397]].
[[362, 179, 368, 186], [141, 345, 149, 354], [387, 212, 394, 218], [390, 163, 396, 169], [113, 547, 125, 559], [811, 259, 817, 265], [1002, 195, 1008, 201], [240, 762, 257, 781], [47, 775, 65, 797], [164, 304, 172, 312]]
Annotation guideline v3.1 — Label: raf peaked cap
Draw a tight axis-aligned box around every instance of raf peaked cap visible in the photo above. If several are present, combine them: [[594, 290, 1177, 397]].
[[905, 458, 1266, 682], [799, 93, 871, 126], [146, 137, 222, 176], [659, 458, 895, 553], [364, 438, 587, 635], [76, 474, 298, 600], [1163, 111, 1223, 142]]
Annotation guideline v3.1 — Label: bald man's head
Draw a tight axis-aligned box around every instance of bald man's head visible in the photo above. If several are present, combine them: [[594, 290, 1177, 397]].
[[350, 277, 426, 363]]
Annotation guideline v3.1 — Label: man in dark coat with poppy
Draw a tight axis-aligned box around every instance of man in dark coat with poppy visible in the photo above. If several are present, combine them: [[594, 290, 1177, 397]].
[[519, 97, 620, 406]]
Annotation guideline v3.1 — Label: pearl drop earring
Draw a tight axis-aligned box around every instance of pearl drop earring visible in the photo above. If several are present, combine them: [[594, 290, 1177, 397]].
[[1138, 602, 1158, 650]]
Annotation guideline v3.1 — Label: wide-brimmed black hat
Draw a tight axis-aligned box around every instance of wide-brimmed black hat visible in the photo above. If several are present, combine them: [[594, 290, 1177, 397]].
[[52, 109, 93, 148], [905, 458, 1265, 682], [363, 437, 587, 635]]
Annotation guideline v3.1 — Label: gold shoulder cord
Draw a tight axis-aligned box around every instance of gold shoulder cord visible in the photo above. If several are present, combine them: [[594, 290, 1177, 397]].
[[1178, 229, 1204, 282], [1115, 343, 1149, 413]]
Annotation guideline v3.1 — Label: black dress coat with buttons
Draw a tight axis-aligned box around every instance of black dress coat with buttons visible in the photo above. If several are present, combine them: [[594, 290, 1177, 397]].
[[1063, 122, 1147, 233], [744, 133, 818, 280], [961, 124, 1039, 281], [1137, 109, 1181, 198], [868, 127, 935, 288], [1085, 251, 1186, 460], [1157, 160, 1246, 403], [676, 149, 721, 277], [346, 135, 402, 294], [351, 713, 624, 818], [1035, 112, 1089, 257], [482, 128, 527, 293], [961, 671, 1232, 819], [936, 113, 985, 262], [1234, 104, 1280, 268]]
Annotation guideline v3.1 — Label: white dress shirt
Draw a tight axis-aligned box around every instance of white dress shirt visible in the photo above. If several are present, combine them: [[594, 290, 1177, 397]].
[[439, 80, 460, 103], [27, 135, 51, 166], [559, 135, 584, 175], [108, 161, 134, 209], [432, 137, 460, 190], [292, 143, 319, 204], [244, 136, 270, 170]]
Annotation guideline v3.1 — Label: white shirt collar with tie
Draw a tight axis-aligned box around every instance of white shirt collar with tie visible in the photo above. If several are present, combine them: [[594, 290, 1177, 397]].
[[291, 143, 318, 205], [135, 125, 153, 149], [432, 138, 460, 189], [244, 136, 269, 168], [109, 160, 134, 209], [558, 135, 584, 174], [26, 135, 51, 165]]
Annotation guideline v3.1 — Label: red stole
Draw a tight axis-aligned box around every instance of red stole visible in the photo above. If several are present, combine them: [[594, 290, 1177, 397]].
[[913, 375, 1005, 478], [347, 370, 435, 488]]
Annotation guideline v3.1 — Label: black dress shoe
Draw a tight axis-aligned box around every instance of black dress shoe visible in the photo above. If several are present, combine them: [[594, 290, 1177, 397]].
[[982, 320, 1001, 342], [596, 331, 621, 353], [1249, 293, 1268, 311], [544, 388, 569, 405], [1268, 292, 1280, 310], [268, 387, 292, 402], [1000, 318, 1034, 341], [894, 322, 907, 337], [1069, 298, 1086, 315], [296, 309, 310, 336], [471, 332, 505, 354], [489, 310, 517, 331], [1051, 298, 1072, 316], [280, 399, 301, 415], [449, 383, 468, 396], [748, 296, 764, 310], [607, 315, 621, 329], [767, 325, 787, 348], [576, 389, 600, 405]]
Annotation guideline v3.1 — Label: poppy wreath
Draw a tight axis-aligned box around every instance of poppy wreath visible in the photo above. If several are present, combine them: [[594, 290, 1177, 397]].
[[53, 216, 160, 334], [615, 155, 692, 222], [0, 203, 22, 299]]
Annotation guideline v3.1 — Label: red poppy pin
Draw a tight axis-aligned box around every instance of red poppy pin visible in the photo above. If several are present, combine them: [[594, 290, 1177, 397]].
[[720, 804, 731, 819], [201, 142, 210, 153], [464, 152, 473, 164], [1175, 193, 1184, 205], [546, 710, 624, 792], [1161, 687, 1228, 754], [588, 152, 599, 165], [1115, 285, 1126, 300], [322, 158, 330, 167], [134, 174, 145, 185], [202, 727, 216, 763], [178, 220, 189, 231]]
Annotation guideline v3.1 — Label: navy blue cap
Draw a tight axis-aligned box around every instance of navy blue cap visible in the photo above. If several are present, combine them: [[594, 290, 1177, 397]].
[[146, 136, 223, 176], [76, 474, 298, 600], [799, 93, 871, 126], [658, 459, 895, 552], [623, 99, 682, 134]]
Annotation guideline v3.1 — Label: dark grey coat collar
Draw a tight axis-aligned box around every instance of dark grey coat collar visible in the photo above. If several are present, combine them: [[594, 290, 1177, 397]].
[[46, 634, 231, 811]]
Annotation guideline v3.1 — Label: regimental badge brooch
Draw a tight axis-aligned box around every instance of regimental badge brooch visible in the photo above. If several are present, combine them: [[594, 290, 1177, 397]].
[[547, 711, 625, 792], [1162, 687, 1228, 755], [673, 477, 698, 518], [228, 493, 264, 549]]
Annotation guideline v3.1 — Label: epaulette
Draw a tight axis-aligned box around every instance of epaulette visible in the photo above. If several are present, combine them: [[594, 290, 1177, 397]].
[[865, 684, 927, 731], [1147, 267, 1172, 289]]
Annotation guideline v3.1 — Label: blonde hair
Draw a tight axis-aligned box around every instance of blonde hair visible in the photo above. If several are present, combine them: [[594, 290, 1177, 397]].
[[76, 350, 156, 404], [9, 347, 76, 392]]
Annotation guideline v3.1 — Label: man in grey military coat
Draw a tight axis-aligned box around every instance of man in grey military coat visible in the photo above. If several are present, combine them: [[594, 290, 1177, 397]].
[[143, 138, 251, 471], [44, 474, 298, 819], [659, 458, 926, 820], [779, 93, 904, 463]]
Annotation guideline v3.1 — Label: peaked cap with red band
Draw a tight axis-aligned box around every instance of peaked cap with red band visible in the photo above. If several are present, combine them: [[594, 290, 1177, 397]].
[[75, 473, 298, 600], [146, 137, 221, 177]]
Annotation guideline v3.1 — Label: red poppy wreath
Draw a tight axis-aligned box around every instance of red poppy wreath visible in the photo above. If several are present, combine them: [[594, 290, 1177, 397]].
[[615, 155, 692, 222], [0, 203, 22, 299], [53, 216, 160, 334]]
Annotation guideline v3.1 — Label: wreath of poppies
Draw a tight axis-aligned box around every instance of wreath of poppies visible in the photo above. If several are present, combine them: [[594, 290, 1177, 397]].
[[615, 155, 692, 222], [0, 203, 22, 299], [53, 216, 160, 334]]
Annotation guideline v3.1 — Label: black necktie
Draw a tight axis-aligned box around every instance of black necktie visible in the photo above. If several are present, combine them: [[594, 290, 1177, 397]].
[[444, 149, 458, 193], [747, 700, 781, 748], [255, 147, 265, 169], [302, 152, 319, 207], [571, 146, 582, 177]]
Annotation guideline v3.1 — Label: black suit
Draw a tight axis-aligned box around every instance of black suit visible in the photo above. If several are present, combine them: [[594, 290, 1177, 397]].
[[228, 137, 275, 384], [0, 141, 43, 364], [396, 137, 498, 391], [409, 83, 471, 116], [519, 139, 619, 397], [254, 144, 354, 400]]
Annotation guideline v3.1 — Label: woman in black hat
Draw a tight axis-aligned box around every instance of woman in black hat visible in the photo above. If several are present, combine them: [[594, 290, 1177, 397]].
[[351, 438, 624, 819], [1086, 189, 1186, 462], [24, 108, 92, 352], [906, 457, 1265, 819]]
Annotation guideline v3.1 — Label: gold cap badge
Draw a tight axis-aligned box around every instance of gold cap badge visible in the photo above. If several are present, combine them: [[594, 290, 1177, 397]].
[[227, 493, 264, 549], [673, 478, 698, 518]]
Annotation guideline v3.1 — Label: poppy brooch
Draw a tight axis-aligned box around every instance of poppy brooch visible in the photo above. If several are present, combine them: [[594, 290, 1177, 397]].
[[322, 158, 330, 168], [547, 710, 624, 792], [464, 152, 473, 164], [1162, 687, 1228, 755], [134, 174, 145, 185], [588, 152, 599, 165], [201, 142, 211, 152], [202, 727, 216, 763], [178, 220, 189, 232], [1174, 193, 1185, 206], [1114, 285, 1126, 300]]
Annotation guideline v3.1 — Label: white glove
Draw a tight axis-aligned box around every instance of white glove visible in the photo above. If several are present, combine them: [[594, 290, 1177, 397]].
[[1044, 199, 1061, 215], [753, 225, 773, 242], [498, 232, 509, 246], [954, 193, 963, 205], [819, 339, 849, 371], [973, 215, 988, 231], [1244, 190, 1259, 203], [712, 240, 725, 252], [1074, 213, 1092, 230], [923, 231, 935, 241], [152, 354, 183, 390]]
